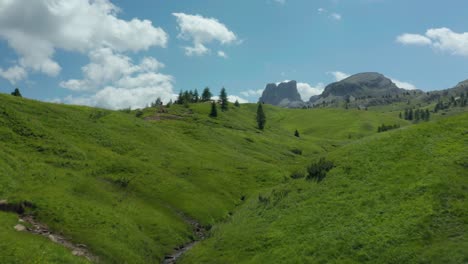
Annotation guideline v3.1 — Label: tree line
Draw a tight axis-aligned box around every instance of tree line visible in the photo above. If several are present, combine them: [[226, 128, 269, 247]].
[[400, 108, 430, 122]]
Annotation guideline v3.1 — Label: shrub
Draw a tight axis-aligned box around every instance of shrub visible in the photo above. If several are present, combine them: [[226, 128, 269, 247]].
[[290, 170, 305, 179], [291, 148, 302, 155], [135, 110, 144, 118], [115, 177, 130, 188], [306, 158, 334, 182]]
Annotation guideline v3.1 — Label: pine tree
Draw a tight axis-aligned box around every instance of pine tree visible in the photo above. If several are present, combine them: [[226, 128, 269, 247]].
[[201, 87, 212, 102], [425, 109, 430, 121], [256, 103, 266, 130], [399, 112, 402, 119], [11, 88, 22, 97], [408, 109, 413, 120], [404, 109, 409, 120], [177, 91, 184, 104], [415, 109, 420, 121], [294, 129, 300, 137], [166, 99, 173, 108], [234, 100, 240, 107], [193, 89, 199, 103], [209, 101, 218, 117], [220, 87, 228, 111]]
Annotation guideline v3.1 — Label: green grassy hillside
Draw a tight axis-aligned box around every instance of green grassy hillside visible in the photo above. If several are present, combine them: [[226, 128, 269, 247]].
[[181, 113, 468, 263], [0, 92, 464, 263]]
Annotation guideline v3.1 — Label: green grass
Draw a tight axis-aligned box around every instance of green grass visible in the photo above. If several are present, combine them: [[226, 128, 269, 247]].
[[181, 113, 468, 264], [0, 212, 89, 264], [0, 93, 464, 263]]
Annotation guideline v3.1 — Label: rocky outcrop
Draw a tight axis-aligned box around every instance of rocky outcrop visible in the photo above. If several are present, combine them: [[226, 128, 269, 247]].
[[259, 81, 303, 107], [309, 72, 408, 107], [322, 72, 404, 98]]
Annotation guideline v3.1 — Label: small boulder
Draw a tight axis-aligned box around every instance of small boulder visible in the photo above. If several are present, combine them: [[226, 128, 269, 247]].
[[48, 234, 58, 243], [14, 224, 26, 231]]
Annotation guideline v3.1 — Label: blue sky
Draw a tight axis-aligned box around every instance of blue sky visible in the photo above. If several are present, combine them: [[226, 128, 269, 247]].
[[1, 0, 468, 109]]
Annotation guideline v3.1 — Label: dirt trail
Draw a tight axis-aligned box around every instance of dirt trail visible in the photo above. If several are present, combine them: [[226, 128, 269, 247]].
[[162, 211, 207, 264], [0, 200, 98, 263]]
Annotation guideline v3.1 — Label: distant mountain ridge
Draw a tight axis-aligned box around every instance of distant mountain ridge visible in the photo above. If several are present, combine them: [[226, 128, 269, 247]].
[[259, 72, 467, 109]]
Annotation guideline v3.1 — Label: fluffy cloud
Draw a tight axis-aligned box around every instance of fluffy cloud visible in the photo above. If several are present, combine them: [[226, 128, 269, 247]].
[[217, 51, 228, 58], [396, 33, 431, 46], [0, 65, 27, 84], [240, 89, 264, 97], [60, 48, 174, 109], [173, 13, 238, 56], [328, 71, 350, 82], [60, 48, 164, 91], [397, 27, 468, 56], [64, 80, 176, 110], [212, 95, 249, 103], [0, 0, 168, 80], [390, 78, 417, 90], [297, 82, 325, 100]]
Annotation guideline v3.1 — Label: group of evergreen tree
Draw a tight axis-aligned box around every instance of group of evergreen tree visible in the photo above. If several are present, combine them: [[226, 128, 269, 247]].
[[208, 88, 240, 118], [175, 89, 201, 105], [174, 87, 217, 105], [434, 92, 467, 112], [377, 124, 400, 133], [150, 97, 163, 107], [400, 108, 430, 122]]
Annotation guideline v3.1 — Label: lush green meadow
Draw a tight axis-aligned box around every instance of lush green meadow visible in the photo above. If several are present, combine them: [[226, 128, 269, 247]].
[[0, 93, 466, 263], [181, 113, 468, 263]]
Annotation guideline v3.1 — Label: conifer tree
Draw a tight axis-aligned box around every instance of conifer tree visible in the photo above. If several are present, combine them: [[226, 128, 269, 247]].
[[220, 87, 228, 111], [294, 129, 300, 137], [11, 88, 22, 97], [209, 101, 218, 117], [234, 100, 240, 107], [177, 91, 184, 104], [425, 109, 430, 121], [202, 87, 212, 102], [193, 89, 199, 102], [256, 103, 266, 130], [408, 109, 413, 120]]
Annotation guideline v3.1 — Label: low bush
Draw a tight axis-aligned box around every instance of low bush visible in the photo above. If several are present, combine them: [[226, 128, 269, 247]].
[[306, 158, 334, 182]]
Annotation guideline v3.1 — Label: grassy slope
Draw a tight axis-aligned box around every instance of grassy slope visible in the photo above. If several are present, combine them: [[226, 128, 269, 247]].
[[0, 93, 407, 263], [182, 113, 468, 264]]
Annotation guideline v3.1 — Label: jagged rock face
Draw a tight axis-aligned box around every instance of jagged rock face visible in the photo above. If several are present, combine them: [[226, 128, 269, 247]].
[[259, 80, 302, 106], [321, 72, 404, 98]]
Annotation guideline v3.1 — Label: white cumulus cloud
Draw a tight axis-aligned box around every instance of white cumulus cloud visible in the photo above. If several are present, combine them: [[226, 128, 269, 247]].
[[297, 82, 325, 100], [396, 33, 431, 46], [390, 78, 417, 90], [240, 89, 264, 97], [0, 65, 27, 84], [212, 95, 249, 103], [397, 27, 468, 56], [60, 48, 174, 109], [328, 71, 350, 82], [173, 13, 238, 56], [0, 0, 168, 80], [217, 51, 228, 58]]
